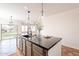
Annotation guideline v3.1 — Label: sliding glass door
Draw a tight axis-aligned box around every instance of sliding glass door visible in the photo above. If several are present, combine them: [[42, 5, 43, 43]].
[[0, 24, 17, 40], [0, 24, 17, 55]]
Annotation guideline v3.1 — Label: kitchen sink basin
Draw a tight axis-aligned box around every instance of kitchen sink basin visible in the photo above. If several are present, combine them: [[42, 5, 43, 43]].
[[23, 35, 31, 38]]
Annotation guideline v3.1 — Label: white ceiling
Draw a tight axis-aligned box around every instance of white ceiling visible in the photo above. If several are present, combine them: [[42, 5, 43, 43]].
[[0, 3, 79, 23]]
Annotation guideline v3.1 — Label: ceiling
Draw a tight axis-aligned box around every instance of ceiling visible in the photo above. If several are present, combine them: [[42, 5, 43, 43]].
[[0, 3, 79, 23]]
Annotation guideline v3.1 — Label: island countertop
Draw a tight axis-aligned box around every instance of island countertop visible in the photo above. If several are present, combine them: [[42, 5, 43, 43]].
[[21, 36, 62, 50]]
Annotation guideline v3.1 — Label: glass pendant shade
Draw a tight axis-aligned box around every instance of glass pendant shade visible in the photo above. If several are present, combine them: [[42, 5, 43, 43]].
[[8, 16, 14, 26]]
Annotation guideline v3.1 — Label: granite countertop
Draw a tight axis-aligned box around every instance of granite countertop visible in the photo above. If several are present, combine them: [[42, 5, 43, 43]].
[[22, 35, 62, 50]]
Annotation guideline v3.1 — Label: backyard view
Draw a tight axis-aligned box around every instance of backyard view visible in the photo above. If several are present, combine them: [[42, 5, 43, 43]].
[[0, 24, 17, 55], [0, 24, 17, 40]]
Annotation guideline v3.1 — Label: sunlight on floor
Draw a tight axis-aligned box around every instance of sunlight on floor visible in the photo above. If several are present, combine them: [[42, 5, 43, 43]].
[[0, 39, 16, 56]]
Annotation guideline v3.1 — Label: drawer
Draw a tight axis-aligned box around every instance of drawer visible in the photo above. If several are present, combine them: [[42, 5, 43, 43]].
[[33, 44, 43, 54]]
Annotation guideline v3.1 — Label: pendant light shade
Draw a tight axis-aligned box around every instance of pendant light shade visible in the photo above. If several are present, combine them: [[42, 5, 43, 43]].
[[8, 16, 14, 26], [41, 3, 43, 16], [41, 3, 44, 20]]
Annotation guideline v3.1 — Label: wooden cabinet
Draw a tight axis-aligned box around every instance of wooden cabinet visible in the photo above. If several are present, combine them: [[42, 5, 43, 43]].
[[18, 38, 31, 56], [17, 36, 61, 56], [32, 44, 48, 56], [26, 41, 31, 56], [32, 44, 43, 56], [22, 39, 26, 55], [17, 38, 48, 56]]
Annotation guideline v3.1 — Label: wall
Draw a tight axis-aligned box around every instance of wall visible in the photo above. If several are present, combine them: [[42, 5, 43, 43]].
[[41, 8, 79, 49]]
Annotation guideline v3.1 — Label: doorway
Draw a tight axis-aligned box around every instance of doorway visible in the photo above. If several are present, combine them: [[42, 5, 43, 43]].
[[0, 24, 17, 56]]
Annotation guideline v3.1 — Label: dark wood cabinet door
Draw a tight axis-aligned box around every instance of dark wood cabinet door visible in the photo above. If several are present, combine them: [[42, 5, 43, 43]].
[[26, 41, 31, 56], [17, 37, 48, 56], [32, 44, 43, 56], [32, 44, 48, 56], [22, 39, 26, 55]]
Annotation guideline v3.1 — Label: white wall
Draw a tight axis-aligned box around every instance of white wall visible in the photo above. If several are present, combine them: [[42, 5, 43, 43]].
[[41, 8, 79, 49]]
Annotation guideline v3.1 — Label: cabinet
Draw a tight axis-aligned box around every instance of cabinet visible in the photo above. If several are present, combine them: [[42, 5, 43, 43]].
[[32, 44, 47, 56], [22, 39, 26, 55], [17, 36, 61, 56], [17, 38, 48, 56], [26, 41, 31, 56]]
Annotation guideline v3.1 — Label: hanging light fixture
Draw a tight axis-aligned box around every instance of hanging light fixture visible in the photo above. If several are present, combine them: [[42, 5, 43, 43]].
[[8, 16, 14, 26], [24, 6, 31, 25], [35, 3, 44, 38], [27, 10, 30, 25], [41, 3, 43, 16], [41, 3, 44, 19], [24, 6, 32, 36]]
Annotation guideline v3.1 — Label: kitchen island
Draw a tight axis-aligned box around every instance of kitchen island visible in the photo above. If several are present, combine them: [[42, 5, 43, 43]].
[[17, 35, 62, 56]]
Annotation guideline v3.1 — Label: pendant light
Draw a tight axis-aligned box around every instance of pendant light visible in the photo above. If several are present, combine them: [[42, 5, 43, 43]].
[[41, 3, 44, 19], [27, 10, 30, 25], [8, 16, 14, 26], [27, 7, 32, 36]]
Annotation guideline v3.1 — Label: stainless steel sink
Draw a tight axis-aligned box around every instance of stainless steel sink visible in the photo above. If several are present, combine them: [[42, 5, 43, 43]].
[[23, 35, 31, 38]]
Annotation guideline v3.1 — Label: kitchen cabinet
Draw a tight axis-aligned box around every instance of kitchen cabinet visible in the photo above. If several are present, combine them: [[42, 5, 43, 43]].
[[17, 36, 61, 56], [26, 41, 31, 56]]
